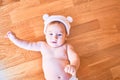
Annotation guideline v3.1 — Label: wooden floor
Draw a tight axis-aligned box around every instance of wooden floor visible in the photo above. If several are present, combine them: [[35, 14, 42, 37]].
[[0, 0, 120, 80]]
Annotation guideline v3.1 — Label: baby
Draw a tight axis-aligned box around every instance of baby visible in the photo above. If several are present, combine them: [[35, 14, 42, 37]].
[[7, 14, 80, 80]]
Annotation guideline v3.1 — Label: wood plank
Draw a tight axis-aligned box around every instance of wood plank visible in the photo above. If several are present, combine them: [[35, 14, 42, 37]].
[[111, 65, 120, 80], [0, 0, 19, 6], [0, 58, 43, 80], [9, 0, 74, 23], [0, 0, 120, 80], [20, 0, 40, 8]]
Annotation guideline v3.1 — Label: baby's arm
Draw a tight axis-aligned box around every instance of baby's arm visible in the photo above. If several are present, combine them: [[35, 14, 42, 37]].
[[64, 44, 80, 76], [6, 31, 41, 51]]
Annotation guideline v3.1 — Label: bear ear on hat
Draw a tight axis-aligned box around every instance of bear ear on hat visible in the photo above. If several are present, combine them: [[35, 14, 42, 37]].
[[43, 14, 49, 21], [67, 16, 73, 23]]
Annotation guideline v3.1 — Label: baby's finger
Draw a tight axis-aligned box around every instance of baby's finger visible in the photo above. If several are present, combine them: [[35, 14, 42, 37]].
[[64, 66, 69, 72], [7, 31, 12, 35], [64, 65, 70, 73], [65, 65, 77, 76], [70, 69, 76, 76], [64, 65, 74, 75], [5, 31, 11, 38]]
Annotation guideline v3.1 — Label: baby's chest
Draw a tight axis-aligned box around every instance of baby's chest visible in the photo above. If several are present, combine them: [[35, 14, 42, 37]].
[[42, 47, 68, 59], [53, 49, 68, 59]]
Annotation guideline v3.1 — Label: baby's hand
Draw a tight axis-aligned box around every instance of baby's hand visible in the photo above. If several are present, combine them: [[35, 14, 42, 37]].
[[6, 31, 16, 39], [64, 65, 76, 76]]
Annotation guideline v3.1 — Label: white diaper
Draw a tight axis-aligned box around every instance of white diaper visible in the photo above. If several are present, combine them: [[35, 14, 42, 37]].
[[69, 76, 78, 80]]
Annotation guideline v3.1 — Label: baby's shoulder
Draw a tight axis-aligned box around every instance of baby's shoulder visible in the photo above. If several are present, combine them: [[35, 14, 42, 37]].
[[62, 43, 73, 50], [38, 41, 47, 45], [65, 43, 74, 51], [65, 43, 73, 47]]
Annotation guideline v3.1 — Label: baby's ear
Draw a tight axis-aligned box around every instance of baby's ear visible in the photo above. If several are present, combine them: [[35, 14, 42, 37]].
[[67, 16, 73, 23], [43, 14, 49, 21]]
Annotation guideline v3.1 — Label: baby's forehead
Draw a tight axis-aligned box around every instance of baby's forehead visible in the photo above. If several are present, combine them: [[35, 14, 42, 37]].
[[47, 22, 67, 33], [47, 21, 66, 29], [49, 22, 66, 30], [48, 21, 65, 26]]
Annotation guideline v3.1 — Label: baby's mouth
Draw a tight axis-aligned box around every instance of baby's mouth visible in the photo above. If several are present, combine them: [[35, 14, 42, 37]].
[[52, 41, 57, 43]]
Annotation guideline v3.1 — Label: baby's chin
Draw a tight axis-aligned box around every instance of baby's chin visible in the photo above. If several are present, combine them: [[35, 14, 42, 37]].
[[49, 44, 61, 48], [48, 43, 63, 48]]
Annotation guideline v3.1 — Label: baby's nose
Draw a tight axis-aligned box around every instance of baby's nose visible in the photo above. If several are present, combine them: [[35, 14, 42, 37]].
[[53, 35, 58, 39]]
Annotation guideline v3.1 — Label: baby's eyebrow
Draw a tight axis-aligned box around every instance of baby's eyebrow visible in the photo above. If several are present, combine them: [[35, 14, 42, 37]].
[[58, 30, 64, 33], [47, 31, 52, 33]]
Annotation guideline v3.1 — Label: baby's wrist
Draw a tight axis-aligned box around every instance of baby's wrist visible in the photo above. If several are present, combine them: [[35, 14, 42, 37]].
[[70, 65, 77, 70], [8, 35, 16, 42], [9, 35, 16, 40]]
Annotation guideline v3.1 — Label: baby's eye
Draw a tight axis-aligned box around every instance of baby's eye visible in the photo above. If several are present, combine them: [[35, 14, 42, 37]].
[[49, 33, 53, 35], [57, 34, 62, 36]]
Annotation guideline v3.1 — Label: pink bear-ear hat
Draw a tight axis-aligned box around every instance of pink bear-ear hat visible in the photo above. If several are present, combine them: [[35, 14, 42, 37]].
[[43, 14, 73, 36]]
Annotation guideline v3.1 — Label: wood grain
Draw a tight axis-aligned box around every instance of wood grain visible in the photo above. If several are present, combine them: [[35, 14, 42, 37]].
[[0, 0, 120, 80]]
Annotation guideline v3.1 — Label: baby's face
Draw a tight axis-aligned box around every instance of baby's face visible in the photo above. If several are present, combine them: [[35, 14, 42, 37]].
[[45, 23, 67, 47]]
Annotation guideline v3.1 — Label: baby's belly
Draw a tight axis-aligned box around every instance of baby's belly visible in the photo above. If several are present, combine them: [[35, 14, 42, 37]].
[[42, 58, 71, 80]]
